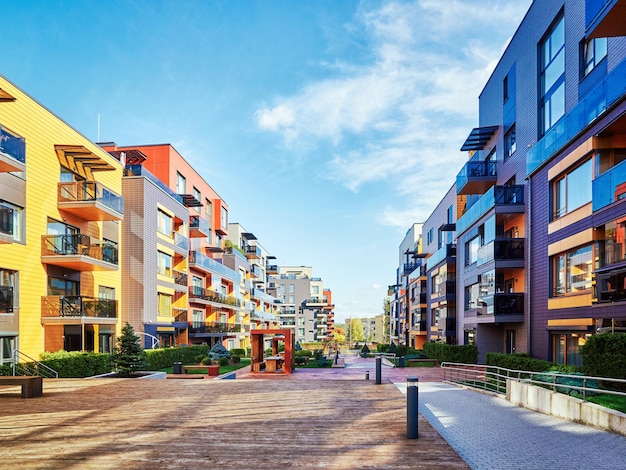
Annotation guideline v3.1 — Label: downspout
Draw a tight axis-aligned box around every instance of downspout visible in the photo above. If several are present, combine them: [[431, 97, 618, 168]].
[[527, 177, 532, 357]]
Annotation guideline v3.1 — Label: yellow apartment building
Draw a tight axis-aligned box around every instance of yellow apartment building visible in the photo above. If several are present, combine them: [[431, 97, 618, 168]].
[[0, 76, 124, 362]]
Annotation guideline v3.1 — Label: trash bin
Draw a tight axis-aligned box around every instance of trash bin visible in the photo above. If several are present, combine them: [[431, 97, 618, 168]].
[[173, 362, 183, 374], [399, 356, 405, 368]]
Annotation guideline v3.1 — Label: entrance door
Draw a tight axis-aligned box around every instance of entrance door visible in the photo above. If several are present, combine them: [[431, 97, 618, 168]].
[[506, 330, 516, 354]]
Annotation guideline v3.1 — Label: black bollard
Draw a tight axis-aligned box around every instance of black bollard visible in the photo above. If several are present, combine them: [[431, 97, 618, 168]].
[[365, 370, 369, 380], [407, 377, 419, 439], [335, 350, 339, 365], [375, 355, 382, 384]]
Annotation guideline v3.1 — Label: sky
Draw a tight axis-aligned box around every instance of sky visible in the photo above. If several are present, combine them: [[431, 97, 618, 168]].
[[2, 0, 532, 324]]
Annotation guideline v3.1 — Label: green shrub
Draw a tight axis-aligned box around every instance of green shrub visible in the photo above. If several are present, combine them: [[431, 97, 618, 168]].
[[581, 333, 626, 390], [232, 355, 241, 364], [486, 352, 557, 372], [396, 344, 408, 357], [377, 344, 389, 353], [39, 351, 113, 378], [144, 345, 209, 370], [230, 348, 247, 358], [113, 323, 148, 377], [423, 342, 478, 364], [194, 354, 205, 364], [217, 357, 229, 367], [387, 343, 398, 355], [295, 356, 307, 365], [316, 358, 331, 367], [313, 349, 324, 360], [295, 350, 313, 357], [201, 357, 212, 365], [361, 344, 370, 354]]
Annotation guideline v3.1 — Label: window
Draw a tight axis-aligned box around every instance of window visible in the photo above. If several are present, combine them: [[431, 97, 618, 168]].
[[0, 201, 24, 242], [176, 172, 186, 194], [427, 228, 433, 245], [582, 37, 607, 77], [158, 251, 172, 277], [552, 159, 592, 219], [157, 209, 172, 236], [503, 74, 509, 103], [221, 206, 228, 229], [205, 199, 213, 221], [158, 293, 172, 316], [540, 16, 565, 135], [504, 125, 516, 160], [192, 309, 203, 327], [465, 236, 480, 266], [552, 245, 592, 296], [312, 285, 319, 295], [193, 187, 201, 213], [0, 268, 17, 313], [289, 284, 295, 293], [288, 295, 295, 304], [464, 283, 480, 310]]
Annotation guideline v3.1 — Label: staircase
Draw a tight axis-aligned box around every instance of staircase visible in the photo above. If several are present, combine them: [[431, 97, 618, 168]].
[[11, 350, 58, 378]]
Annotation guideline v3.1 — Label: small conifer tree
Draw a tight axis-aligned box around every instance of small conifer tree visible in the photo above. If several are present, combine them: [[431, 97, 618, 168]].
[[114, 322, 148, 377]]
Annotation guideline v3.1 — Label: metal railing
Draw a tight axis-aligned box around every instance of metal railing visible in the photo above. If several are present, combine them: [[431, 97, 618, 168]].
[[441, 362, 626, 402], [12, 350, 58, 378]]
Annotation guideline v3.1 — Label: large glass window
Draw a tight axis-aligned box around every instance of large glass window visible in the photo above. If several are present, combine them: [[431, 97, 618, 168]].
[[157, 251, 172, 277], [193, 187, 201, 213], [504, 125, 516, 160], [176, 172, 186, 194], [552, 245, 593, 296], [465, 236, 480, 266], [540, 16, 565, 135], [553, 159, 592, 219], [0, 268, 17, 313], [0, 200, 24, 242], [157, 209, 172, 236], [158, 293, 172, 316]]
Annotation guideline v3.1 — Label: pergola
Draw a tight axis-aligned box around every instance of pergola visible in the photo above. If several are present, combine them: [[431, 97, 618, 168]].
[[250, 329, 295, 374]]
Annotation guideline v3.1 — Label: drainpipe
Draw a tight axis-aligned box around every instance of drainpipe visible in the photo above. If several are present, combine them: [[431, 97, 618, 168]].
[[527, 177, 532, 357]]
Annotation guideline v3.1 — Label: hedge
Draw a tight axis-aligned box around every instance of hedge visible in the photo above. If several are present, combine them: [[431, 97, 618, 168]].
[[144, 345, 210, 370], [581, 333, 626, 381], [39, 351, 113, 378], [423, 342, 478, 364], [486, 352, 562, 373]]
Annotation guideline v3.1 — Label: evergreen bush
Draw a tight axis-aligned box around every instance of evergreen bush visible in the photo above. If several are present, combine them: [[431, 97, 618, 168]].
[[581, 333, 626, 389], [113, 322, 148, 377]]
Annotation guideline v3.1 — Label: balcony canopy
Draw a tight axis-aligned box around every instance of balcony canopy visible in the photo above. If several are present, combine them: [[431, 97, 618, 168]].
[[0, 88, 16, 102], [55, 145, 116, 173], [461, 126, 498, 151]]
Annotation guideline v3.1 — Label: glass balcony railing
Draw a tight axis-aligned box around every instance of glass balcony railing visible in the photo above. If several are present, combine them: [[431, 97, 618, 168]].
[[593, 158, 626, 211], [189, 215, 210, 237], [478, 238, 524, 266], [189, 250, 240, 283], [527, 59, 626, 175], [189, 286, 241, 307], [456, 185, 524, 234], [57, 181, 124, 216], [480, 293, 524, 315], [173, 232, 189, 251], [456, 160, 497, 195], [173, 270, 188, 286], [41, 295, 117, 319], [41, 234, 119, 265], [426, 243, 456, 270], [0, 126, 26, 165], [251, 288, 278, 304], [244, 245, 262, 258], [188, 322, 243, 334], [124, 165, 183, 204]]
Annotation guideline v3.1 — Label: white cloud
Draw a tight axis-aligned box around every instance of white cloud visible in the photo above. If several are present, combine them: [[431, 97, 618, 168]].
[[256, 0, 531, 216]]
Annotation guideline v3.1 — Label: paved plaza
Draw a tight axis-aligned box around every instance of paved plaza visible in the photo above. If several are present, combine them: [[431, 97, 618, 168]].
[[0, 354, 625, 469]]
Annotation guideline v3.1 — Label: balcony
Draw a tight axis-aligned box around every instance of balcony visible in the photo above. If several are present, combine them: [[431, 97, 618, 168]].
[[189, 215, 210, 238], [427, 243, 456, 270], [189, 251, 240, 283], [250, 264, 262, 279], [0, 286, 14, 313], [456, 185, 525, 235], [412, 320, 427, 332], [586, 0, 626, 39], [41, 296, 118, 321], [303, 297, 326, 306], [594, 265, 626, 303], [0, 126, 26, 173], [57, 181, 124, 221], [41, 234, 118, 271], [251, 288, 278, 304], [478, 238, 525, 267], [593, 159, 626, 211], [432, 279, 456, 301], [173, 232, 189, 252], [189, 286, 241, 308], [476, 293, 524, 323], [244, 245, 261, 259], [403, 262, 421, 275], [0, 204, 14, 244], [456, 160, 497, 195], [173, 270, 188, 287], [266, 263, 278, 274], [188, 322, 242, 335], [527, 59, 626, 175]]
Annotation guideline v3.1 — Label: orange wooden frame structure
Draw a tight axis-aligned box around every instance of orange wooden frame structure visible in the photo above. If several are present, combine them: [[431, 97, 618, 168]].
[[250, 329, 295, 374]]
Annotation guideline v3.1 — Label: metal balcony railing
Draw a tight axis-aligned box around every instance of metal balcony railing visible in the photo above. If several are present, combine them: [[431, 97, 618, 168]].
[[57, 181, 124, 215], [41, 234, 119, 265], [41, 295, 117, 318]]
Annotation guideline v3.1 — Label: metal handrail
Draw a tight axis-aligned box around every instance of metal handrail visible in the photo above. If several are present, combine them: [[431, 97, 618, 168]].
[[441, 362, 626, 402], [12, 350, 59, 378]]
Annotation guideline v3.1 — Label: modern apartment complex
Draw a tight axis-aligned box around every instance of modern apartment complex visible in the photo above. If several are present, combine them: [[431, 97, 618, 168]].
[[0, 76, 125, 360], [391, 0, 626, 365], [0, 76, 334, 364], [268, 266, 334, 344]]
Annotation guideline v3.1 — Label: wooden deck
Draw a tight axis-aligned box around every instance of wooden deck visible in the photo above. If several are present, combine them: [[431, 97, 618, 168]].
[[0, 377, 468, 469]]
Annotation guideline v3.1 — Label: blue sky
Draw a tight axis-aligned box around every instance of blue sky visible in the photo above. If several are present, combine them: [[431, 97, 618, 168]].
[[3, 0, 531, 323]]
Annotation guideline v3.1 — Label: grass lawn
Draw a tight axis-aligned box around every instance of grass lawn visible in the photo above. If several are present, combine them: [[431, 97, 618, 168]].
[[586, 393, 626, 413]]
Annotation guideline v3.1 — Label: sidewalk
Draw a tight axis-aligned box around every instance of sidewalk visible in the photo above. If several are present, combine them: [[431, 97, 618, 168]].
[[395, 379, 626, 470]]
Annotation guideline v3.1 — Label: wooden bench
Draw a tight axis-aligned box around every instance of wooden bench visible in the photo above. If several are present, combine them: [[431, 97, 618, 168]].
[[0, 376, 43, 398], [182, 365, 220, 376], [407, 358, 439, 367]]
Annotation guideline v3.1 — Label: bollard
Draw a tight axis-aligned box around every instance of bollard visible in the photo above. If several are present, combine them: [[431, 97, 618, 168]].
[[375, 355, 382, 384], [365, 370, 369, 380], [407, 377, 419, 439], [399, 356, 405, 368]]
